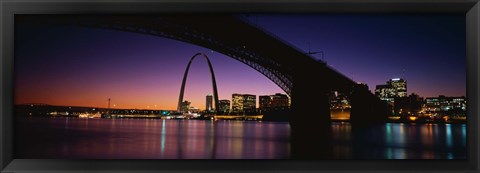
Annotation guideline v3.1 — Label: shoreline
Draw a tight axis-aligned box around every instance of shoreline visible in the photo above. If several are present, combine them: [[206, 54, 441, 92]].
[[16, 116, 467, 124]]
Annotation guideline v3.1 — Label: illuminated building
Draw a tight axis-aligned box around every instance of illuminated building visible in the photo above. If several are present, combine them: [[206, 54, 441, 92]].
[[231, 94, 244, 113], [375, 78, 407, 115], [388, 78, 407, 97], [243, 94, 256, 114], [189, 106, 200, 113], [180, 100, 191, 113], [270, 93, 289, 110], [259, 93, 290, 112], [375, 84, 396, 104], [425, 95, 466, 116], [206, 94, 213, 112], [259, 95, 272, 112], [231, 93, 256, 115], [375, 78, 407, 104], [218, 99, 230, 114]]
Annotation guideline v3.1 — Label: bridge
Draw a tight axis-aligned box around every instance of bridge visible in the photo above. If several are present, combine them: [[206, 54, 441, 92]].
[[18, 14, 389, 158]]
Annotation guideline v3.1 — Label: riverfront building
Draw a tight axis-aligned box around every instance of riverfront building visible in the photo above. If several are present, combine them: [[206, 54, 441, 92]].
[[231, 94, 256, 115], [375, 78, 407, 102], [259, 93, 290, 112], [425, 95, 466, 116], [218, 99, 230, 114]]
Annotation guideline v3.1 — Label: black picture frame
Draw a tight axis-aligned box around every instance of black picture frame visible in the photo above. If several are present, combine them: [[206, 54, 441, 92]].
[[1, 0, 479, 172]]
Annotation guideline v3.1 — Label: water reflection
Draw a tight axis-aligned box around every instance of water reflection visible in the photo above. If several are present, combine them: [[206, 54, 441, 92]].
[[446, 124, 453, 148], [16, 118, 465, 159], [330, 122, 466, 159], [161, 120, 166, 156], [462, 124, 466, 147]]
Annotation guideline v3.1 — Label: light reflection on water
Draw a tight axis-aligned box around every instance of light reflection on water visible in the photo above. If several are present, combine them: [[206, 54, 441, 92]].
[[16, 117, 466, 159], [330, 122, 466, 159]]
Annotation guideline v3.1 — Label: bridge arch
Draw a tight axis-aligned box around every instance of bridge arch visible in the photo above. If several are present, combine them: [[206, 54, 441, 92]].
[[18, 15, 387, 122], [18, 15, 390, 158], [177, 53, 219, 113], [19, 15, 294, 96]]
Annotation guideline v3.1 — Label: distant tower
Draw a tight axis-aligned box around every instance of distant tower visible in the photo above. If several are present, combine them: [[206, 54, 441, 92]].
[[108, 98, 111, 115], [206, 94, 213, 112]]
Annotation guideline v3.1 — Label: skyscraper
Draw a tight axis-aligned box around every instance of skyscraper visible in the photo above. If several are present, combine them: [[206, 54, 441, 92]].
[[388, 78, 407, 97], [259, 95, 272, 112], [218, 99, 230, 114], [243, 94, 256, 114], [231, 93, 256, 115], [375, 78, 408, 115], [375, 78, 407, 101], [231, 94, 244, 114], [375, 84, 396, 103], [206, 94, 213, 112]]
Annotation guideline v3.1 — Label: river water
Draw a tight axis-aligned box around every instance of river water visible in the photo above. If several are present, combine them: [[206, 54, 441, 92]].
[[15, 117, 466, 159]]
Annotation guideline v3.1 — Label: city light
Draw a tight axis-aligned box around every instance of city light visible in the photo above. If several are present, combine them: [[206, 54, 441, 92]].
[[408, 116, 417, 121]]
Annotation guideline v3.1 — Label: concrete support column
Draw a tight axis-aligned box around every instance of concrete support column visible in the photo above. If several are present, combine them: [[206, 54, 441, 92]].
[[289, 69, 333, 159], [349, 84, 388, 127]]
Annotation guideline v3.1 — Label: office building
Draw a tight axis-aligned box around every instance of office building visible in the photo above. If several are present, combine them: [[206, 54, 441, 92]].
[[388, 78, 407, 97], [218, 99, 230, 114], [231, 94, 244, 113], [259, 95, 272, 112], [179, 100, 191, 113], [375, 78, 407, 104], [259, 93, 290, 112], [206, 94, 213, 112], [231, 93, 256, 115], [243, 94, 256, 114], [425, 95, 466, 116], [270, 93, 289, 110]]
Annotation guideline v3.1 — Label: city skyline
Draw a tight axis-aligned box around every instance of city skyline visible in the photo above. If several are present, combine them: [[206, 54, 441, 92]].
[[15, 14, 466, 110], [14, 89, 463, 111]]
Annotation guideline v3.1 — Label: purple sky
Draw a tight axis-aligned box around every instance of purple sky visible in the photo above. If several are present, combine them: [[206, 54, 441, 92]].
[[15, 14, 466, 110]]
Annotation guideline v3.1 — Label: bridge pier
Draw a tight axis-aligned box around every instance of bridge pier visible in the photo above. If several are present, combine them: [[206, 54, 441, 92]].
[[289, 72, 333, 159], [349, 84, 389, 127]]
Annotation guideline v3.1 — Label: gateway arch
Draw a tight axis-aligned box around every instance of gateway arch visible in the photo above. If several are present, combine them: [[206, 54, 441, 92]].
[[177, 53, 219, 113]]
